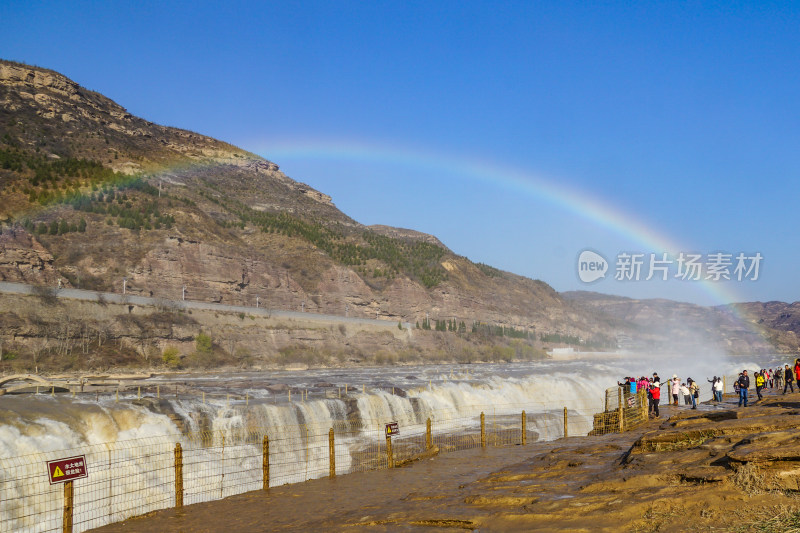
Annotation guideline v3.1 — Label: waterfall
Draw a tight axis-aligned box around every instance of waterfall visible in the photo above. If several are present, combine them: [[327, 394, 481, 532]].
[[0, 363, 623, 532]]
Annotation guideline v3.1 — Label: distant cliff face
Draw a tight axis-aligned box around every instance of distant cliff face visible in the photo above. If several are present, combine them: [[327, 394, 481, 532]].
[[733, 301, 800, 353], [561, 291, 778, 354], [0, 59, 785, 356]]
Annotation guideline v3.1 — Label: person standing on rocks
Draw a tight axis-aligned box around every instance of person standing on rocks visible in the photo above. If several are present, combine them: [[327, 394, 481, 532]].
[[680, 382, 691, 405], [714, 377, 724, 402], [794, 359, 800, 390], [649, 377, 661, 418], [688, 378, 699, 409], [671, 375, 680, 406], [775, 367, 784, 391], [785, 364, 795, 394], [738, 370, 750, 407], [755, 370, 765, 401], [707, 377, 721, 402]]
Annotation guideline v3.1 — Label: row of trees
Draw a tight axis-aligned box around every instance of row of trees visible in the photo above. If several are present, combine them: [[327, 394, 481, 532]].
[[412, 319, 613, 349], [539, 332, 616, 349], [472, 322, 530, 338], [21, 176, 175, 234], [22, 217, 86, 235], [0, 147, 121, 187], [220, 199, 449, 288], [415, 318, 533, 338]]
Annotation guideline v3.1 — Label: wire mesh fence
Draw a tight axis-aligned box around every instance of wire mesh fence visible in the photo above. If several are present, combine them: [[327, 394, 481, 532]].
[[0, 395, 651, 533]]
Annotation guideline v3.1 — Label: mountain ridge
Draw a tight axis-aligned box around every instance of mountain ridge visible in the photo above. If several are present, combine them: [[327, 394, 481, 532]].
[[0, 59, 792, 369]]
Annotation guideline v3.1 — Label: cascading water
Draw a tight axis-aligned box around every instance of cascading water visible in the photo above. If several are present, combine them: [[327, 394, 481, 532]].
[[0, 356, 764, 531]]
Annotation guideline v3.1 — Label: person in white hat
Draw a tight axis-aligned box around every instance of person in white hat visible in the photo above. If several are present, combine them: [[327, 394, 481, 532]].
[[671, 374, 680, 406]]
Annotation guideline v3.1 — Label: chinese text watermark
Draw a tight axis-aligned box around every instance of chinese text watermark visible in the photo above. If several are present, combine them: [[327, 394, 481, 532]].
[[577, 250, 762, 283]]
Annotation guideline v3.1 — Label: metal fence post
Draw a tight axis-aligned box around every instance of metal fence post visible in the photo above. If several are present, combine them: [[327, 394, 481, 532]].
[[426, 418, 432, 450], [268, 435, 269, 490], [563, 407, 568, 438], [480, 412, 486, 448], [521, 411, 527, 445], [174, 443, 183, 508], [329, 428, 335, 478], [63, 480, 73, 533], [386, 435, 394, 469]]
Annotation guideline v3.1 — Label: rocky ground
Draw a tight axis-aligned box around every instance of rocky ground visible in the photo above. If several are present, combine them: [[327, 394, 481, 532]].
[[90, 389, 800, 532]]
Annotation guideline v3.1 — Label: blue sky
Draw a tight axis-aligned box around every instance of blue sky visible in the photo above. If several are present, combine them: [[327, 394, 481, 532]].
[[2, 1, 798, 305]]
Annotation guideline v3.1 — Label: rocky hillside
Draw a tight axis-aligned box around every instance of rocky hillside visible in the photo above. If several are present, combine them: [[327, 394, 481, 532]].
[[0, 59, 786, 365], [732, 301, 800, 353], [0, 60, 603, 337]]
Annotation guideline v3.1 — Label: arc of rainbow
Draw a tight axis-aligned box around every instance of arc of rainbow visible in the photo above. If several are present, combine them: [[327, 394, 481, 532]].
[[252, 139, 749, 308]]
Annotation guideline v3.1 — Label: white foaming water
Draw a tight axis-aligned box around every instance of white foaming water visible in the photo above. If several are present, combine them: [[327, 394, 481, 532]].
[[0, 399, 181, 532], [4, 355, 777, 532]]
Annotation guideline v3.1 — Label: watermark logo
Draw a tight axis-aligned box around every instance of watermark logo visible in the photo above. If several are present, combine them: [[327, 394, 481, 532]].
[[577, 250, 763, 283], [577, 249, 608, 283]]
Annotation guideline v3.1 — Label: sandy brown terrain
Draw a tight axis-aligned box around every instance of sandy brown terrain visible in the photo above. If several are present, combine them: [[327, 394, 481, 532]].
[[89, 389, 800, 532]]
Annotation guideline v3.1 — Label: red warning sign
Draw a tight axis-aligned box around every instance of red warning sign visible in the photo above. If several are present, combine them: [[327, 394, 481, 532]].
[[385, 422, 399, 437], [47, 455, 88, 484]]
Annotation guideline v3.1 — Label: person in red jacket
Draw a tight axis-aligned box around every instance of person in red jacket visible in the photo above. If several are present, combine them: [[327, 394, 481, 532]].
[[794, 359, 800, 390], [649, 377, 661, 418]]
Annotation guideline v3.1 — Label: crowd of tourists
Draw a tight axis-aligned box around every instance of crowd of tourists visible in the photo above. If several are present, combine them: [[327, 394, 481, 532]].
[[616, 358, 800, 417]]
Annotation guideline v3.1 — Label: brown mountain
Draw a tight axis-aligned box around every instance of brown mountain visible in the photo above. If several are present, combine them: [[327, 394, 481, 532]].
[[0, 60, 788, 367], [0, 60, 598, 337]]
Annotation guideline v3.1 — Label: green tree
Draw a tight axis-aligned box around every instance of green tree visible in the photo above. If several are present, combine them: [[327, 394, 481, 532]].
[[195, 332, 213, 354], [162, 346, 181, 369]]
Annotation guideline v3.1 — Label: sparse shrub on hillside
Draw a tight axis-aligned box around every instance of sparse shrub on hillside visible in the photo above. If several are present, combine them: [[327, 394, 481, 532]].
[[31, 285, 58, 305], [510, 340, 546, 361], [492, 345, 515, 362], [195, 332, 212, 354], [162, 346, 181, 369], [476, 262, 502, 277], [373, 351, 397, 365], [276, 345, 324, 366]]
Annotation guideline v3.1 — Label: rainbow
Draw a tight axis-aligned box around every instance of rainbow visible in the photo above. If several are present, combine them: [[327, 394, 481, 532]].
[[251, 138, 748, 307]]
